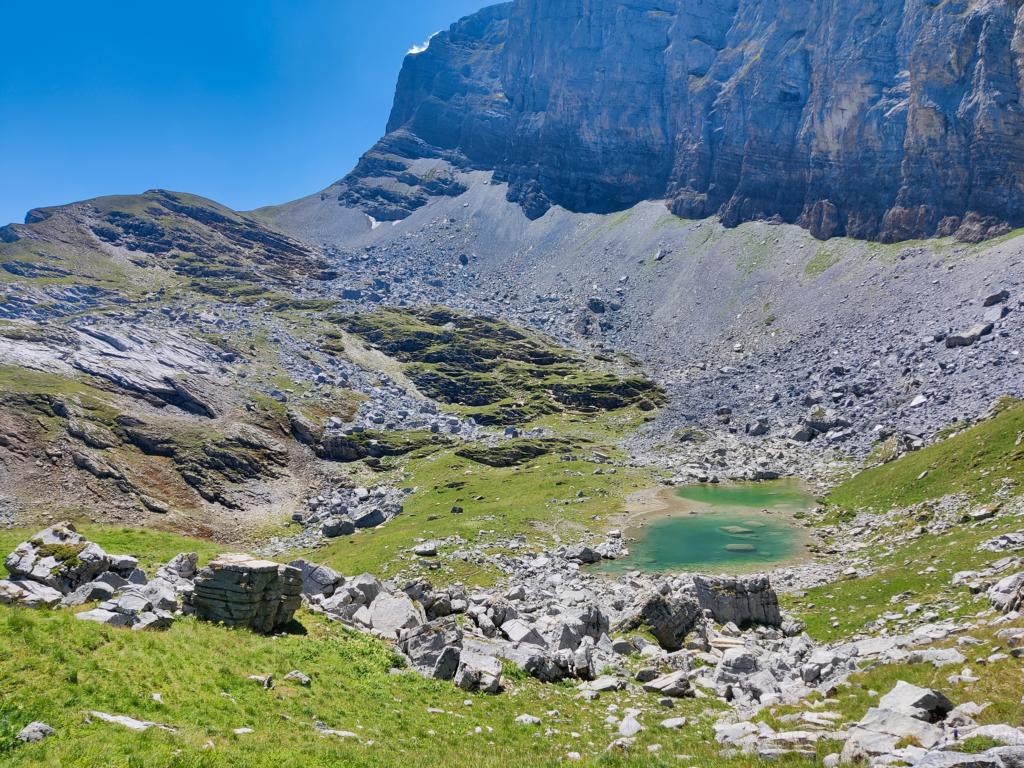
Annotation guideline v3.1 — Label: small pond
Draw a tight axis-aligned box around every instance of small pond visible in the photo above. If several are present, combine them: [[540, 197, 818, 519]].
[[596, 479, 814, 574]]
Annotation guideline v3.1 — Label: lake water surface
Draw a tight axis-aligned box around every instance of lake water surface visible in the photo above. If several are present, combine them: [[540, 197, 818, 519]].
[[597, 479, 814, 574]]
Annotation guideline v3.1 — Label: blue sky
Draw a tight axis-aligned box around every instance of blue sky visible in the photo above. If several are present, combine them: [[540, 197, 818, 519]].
[[0, 1, 486, 225]]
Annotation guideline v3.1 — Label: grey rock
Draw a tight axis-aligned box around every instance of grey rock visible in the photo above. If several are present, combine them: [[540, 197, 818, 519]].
[[693, 574, 781, 627], [321, 516, 356, 538], [76, 608, 134, 627], [642, 670, 691, 698], [454, 648, 503, 694], [842, 707, 944, 761], [982, 289, 1010, 307], [285, 670, 311, 686], [62, 580, 116, 607], [349, 573, 383, 605], [412, 541, 438, 557], [501, 618, 546, 647], [0, 579, 63, 608], [621, 591, 701, 651], [16, 721, 55, 743], [337, 0, 1024, 242], [288, 559, 345, 598], [3, 521, 111, 593], [989, 572, 1024, 613], [155, 552, 197, 585], [398, 617, 463, 680], [913, 752, 1002, 768], [946, 323, 994, 348], [192, 554, 302, 634], [131, 611, 174, 631], [369, 592, 426, 637]]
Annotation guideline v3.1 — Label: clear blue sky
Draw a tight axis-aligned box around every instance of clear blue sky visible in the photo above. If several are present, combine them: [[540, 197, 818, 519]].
[[0, 1, 486, 225]]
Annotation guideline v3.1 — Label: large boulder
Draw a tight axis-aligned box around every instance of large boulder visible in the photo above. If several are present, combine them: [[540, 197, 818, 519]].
[[369, 592, 426, 638], [878, 681, 953, 722], [620, 591, 701, 651], [61, 580, 117, 607], [3, 522, 111, 594], [946, 323, 994, 348], [841, 682, 954, 763], [642, 670, 691, 698], [156, 553, 198, 587], [398, 617, 463, 680], [192, 554, 302, 633], [841, 708, 944, 762], [500, 618, 546, 647], [288, 559, 345, 598], [988, 572, 1024, 613], [693, 574, 782, 628], [0, 579, 63, 608], [714, 647, 760, 685], [913, 752, 1004, 767]]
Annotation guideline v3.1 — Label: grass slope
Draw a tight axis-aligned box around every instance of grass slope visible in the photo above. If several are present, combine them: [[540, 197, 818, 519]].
[[829, 399, 1024, 512], [296, 434, 647, 585], [0, 603, 788, 768]]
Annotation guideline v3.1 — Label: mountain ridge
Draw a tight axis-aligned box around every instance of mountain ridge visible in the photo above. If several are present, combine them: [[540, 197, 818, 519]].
[[324, 0, 1024, 244]]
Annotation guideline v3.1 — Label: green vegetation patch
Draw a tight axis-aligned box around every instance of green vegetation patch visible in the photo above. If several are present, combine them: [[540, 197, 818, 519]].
[[335, 307, 663, 425], [297, 441, 647, 583], [32, 542, 86, 569], [829, 399, 1024, 512], [804, 247, 839, 277], [785, 512, 1024, 641], [454, 438, 569, 468], [1, 526, 223, 579]]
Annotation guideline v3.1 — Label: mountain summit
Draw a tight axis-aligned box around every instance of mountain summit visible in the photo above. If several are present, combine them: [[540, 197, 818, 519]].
[[333, 0, 1024, 243]]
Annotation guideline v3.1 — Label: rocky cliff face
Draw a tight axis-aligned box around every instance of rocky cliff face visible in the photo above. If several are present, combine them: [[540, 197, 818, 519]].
[[337, 0, 1024, 242]]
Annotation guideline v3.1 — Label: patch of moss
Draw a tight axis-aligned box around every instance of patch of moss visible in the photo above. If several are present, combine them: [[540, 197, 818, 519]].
[[32, 541, 86, 569]]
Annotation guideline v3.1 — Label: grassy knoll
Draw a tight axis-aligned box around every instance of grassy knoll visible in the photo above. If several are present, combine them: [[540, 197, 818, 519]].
[[782, 399, 1024, 642], [784, 512, 1024, 642]]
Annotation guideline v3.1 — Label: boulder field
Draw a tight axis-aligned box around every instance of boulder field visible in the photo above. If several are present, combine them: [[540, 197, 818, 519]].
[[5, 522, 1024, 764]]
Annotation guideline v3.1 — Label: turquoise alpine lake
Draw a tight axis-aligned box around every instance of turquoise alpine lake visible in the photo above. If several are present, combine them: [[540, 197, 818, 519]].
[[597, 479, 814, 574]]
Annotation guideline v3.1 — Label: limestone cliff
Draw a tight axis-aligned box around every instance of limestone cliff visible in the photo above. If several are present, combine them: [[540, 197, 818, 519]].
[[336, 0, 1024, 242]]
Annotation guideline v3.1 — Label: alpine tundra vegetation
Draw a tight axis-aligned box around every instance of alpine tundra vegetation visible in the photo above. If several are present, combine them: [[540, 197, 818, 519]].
[[3, 1, 1024, 767]]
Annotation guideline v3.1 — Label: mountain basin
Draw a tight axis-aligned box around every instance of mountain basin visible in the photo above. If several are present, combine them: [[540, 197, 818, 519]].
[[595, 479, 815, 575]]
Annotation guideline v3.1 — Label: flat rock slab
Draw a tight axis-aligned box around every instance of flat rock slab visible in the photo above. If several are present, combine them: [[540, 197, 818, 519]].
[[87, 711, 176, 732]]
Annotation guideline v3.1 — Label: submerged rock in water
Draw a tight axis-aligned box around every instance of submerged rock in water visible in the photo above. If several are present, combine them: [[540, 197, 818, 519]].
[[720, 525, 755, 535]]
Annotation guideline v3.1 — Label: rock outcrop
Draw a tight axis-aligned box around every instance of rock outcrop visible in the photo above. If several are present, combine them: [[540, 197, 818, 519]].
[[334, 0, 1024, 243], [988, 571, 1024, 613], [3, 521, 111, 593], [841, 682, 954, 763], [192, 555, 302, 633], [693, 574, 782, 628]]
